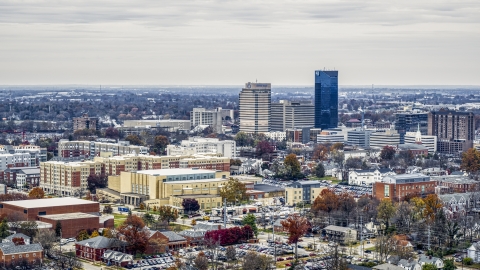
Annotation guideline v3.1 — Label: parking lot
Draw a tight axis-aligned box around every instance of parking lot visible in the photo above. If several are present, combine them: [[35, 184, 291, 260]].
[[126, 253, 176, 269]]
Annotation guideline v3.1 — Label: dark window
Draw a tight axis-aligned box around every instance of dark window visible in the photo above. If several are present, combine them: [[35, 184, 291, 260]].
[[0, 204, 3, 208], [24, 209, 27, 214], [38, 211, 46, 216]]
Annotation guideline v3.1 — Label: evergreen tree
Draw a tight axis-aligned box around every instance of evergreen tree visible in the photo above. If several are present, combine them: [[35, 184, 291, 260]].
[[0, 218, 10, 239], [55, 220, 62, 238]]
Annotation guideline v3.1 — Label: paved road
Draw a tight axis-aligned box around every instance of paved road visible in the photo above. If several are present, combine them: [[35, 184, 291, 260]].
[[81, 262, 104, 270]]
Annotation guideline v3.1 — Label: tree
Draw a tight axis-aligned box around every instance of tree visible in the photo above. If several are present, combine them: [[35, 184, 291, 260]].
[[153, 135, 169, 154], [377, 199, 396, 231], [28, 187, 45, 199], [461, 148, 480, 177], [423, 194, 443, 224], [225, 246, 237, 266], [375, 234, 396, 262], [34, 229, 56, 255], [12, 237, 25, 245], [242, 214, 258, 237], [105, 127, 120, 139], [0, 218, 9, 239], [241, 251, 274, 270], [19, 221, 38, 238], [76, 229, 90, 241], [281, 213, 309, 260], [86, 173, 108, 193], [158, 206, 179, 223], [55, 220, 62, 238], [234, 132, 251, 147], [125, 134, 144, 146], [103, 205, 113, 214], [148, 237, 168, 254], [422, 263, 438, 270], [313, 144, 329, 161], [443, 259, 456, 270], [194, 252, 209, 270], [337, 192, 356, 225], [284, 153, 302, 179], [142, 212, 155, 227], [90, 230, 99, 237], [311, 189, 338, 217], [191, 219, 197, 226], [219, 178, 247, 205], [117, 214, 149, 255], [331, 142, 344, 152], [182, 198, 200, 214], [256, 140, 274, 159], [380, 145, 396, 160], [315, 162, 325, 178]]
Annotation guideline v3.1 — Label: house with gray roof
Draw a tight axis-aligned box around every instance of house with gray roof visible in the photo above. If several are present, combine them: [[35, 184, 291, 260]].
[[0, 241, 43, 266], [398, 258, 421, 270], [2, 233, 31, 245], [75, 236, 124, 262], [418, 254, 444, 269], [147, 230, 187, 253], [102, 249, 134, 267]]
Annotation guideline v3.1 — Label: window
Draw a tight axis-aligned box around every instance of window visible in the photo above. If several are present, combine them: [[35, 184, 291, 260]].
[[38, 211, 46, 215], [384, 185, 390, 198]]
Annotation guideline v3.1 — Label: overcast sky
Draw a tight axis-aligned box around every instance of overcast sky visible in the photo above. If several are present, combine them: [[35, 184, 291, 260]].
[[1, 0, 479, 86]]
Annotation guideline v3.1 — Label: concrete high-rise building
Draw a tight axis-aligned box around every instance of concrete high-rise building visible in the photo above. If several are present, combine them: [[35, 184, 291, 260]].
[[190, 107, 233, 134], [314, 70, 338, 129], [428, 110, 474, 154], [271, 100, 314, 131], [239, 82, 271, 133], [73, 114, 99, 132], [347, 129, 373, 148]]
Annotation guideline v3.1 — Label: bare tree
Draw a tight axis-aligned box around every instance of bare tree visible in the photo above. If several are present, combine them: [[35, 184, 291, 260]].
[[320, 245, 348, 270], [194, 252, 209, 270], [375, 234, 396, 262], [34, 229, 57, 256], [241, 251, 273, 270]]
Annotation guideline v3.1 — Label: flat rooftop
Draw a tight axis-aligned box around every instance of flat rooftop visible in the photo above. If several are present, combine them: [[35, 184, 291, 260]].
[[136, 168, 217, 176], [41, 212, 98, 220], [3, 197, 98, 208]]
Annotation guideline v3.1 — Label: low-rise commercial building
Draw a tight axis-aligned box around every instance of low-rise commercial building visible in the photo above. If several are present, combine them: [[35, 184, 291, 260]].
[[434, 175, 478, 194], [373, 174, 435, 201]]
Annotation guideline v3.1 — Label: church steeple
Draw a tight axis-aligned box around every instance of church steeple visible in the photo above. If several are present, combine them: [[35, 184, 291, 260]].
[[415, 123, 422, 144]]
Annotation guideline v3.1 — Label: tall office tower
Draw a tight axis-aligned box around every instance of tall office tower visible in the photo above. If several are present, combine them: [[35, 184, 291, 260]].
[[428, 110, 475, 154], [271, 100, 314, 131], [239, 82, 271, 134], [395, 111, 428, 143], [314, 70, 338, 129]]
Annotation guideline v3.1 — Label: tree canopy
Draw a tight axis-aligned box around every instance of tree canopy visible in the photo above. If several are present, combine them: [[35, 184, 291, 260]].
[[219, 178, 247, 205]]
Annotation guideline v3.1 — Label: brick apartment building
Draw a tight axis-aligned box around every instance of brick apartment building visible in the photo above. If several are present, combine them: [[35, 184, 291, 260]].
[[373, 173, 436, 201], [428, 110, 475, 154], [0, 242, 43, 267], [73, 114, 99, 132]]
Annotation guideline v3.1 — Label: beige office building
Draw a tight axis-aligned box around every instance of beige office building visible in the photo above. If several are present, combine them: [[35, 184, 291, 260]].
[[239, 82, 271, 134]]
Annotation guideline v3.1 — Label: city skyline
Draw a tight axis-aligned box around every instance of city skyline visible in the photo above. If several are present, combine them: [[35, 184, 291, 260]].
[[1, 0, 479, 85]]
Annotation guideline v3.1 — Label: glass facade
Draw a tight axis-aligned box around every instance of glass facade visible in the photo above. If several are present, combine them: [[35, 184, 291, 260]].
[[314, 70, 338, 129]]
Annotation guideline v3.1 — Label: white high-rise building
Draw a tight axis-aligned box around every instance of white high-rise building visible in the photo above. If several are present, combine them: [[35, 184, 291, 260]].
[[271, 100, 314, 131], [190, 107, 233, 134], [239, 82, 271, 134]]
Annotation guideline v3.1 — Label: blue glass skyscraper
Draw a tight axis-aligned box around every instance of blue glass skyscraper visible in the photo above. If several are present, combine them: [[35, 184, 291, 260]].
[[314, 70, 338, 129]]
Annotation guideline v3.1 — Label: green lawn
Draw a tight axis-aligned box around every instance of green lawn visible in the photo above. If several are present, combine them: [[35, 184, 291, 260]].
[[114, 213, 127, 228]]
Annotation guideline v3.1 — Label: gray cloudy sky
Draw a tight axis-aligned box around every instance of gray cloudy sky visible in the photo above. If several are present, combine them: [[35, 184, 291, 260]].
[[1, 0, 479, 85]]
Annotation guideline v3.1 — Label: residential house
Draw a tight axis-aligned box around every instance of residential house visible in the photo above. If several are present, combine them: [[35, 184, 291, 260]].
[[468, 242, 480, 263], [2, 233, 31, 245], [373, 263, 404, 270], [75, 236, 123, 262], [0, 242, 43, 267], [102, 250, 134, 267], [323, 225, 357, 244], [397, 259, 421, 270], [418, 254, 444, 269]]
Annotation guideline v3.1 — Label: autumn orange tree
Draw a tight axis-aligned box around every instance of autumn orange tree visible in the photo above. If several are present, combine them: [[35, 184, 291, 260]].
[[311, 189, 339, 220], [117, 214, 150, 255], [28, 187, 45, 199], [461, 148, 480, 178], [281, 214, 309, 260], [312, 144, 329, 161], [423, 194, 443, 224]]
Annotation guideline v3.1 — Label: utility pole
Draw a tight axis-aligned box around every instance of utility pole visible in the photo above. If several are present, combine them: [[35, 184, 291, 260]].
[[223, 198, 227, 228], [427, 225, 431, 250]]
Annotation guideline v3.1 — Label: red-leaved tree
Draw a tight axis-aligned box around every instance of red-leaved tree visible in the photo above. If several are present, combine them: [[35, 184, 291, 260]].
[[117, 214, 149, 255], [281, 214, 309, 260], [204, 225, 254, 246]]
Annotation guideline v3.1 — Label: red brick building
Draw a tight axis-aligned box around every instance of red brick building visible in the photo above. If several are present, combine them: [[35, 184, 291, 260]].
[[0, 198, 113, 238], [146, 230, 187, 254], [75, 236, 122, 262], [0, 242, 43, 267], [373, 173, 436, 201]]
